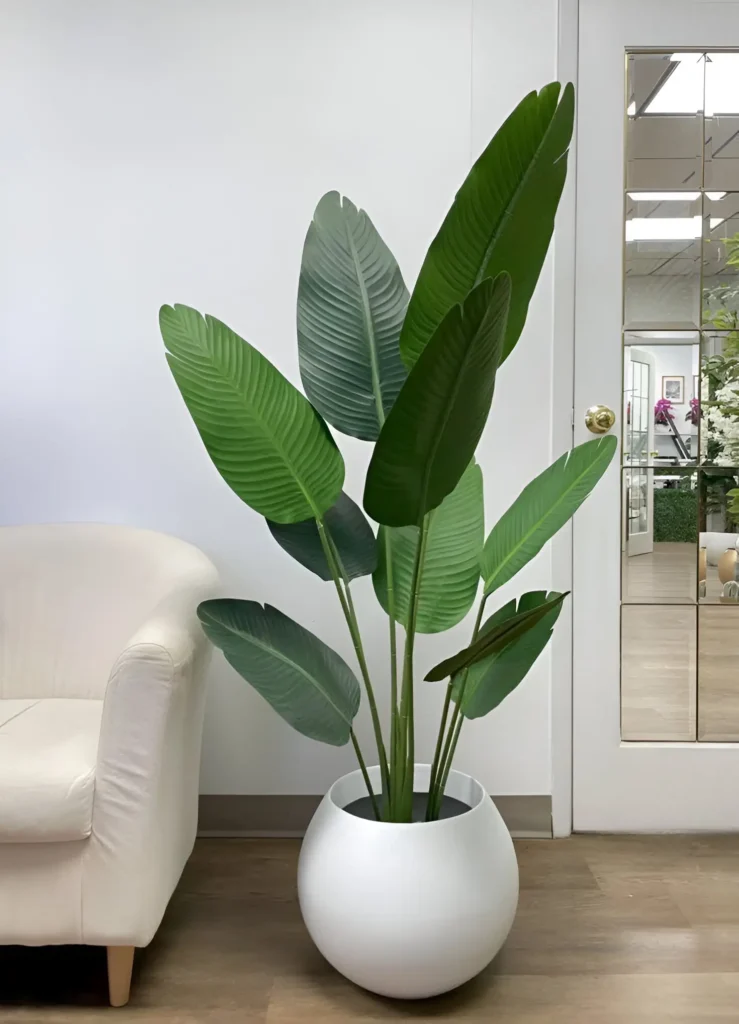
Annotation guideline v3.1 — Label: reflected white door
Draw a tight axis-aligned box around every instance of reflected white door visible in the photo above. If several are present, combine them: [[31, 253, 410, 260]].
[[574, 0, 739, 830], [624, 347, 655, 556]]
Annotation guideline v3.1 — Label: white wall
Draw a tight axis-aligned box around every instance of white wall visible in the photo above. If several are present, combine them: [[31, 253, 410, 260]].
[[0, 0, 561, 796]]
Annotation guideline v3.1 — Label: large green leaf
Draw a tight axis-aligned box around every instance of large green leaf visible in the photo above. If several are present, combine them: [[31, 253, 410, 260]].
[[452, 591, 563, 718], [425, 590, 568, 682], [400, 82, 574, 369], [160, 304, 344, 524], [373, 463, 483, 633], [364, 274, 510, 527], [198, 599, 360, 746], [297, 192, 409, 441], [481, 436, 617, 597], [267, 491, 377, 582]]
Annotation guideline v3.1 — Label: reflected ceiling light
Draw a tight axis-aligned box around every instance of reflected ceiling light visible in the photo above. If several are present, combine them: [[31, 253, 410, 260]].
[[627, 191, 700, 201], [705, 53, 739, 116], [626, 216, 701, 241], [642, 52, 739, 115], [626, 191, 727, 202], [645, 53, 704, 114], [627, 101, 636, 116], [625, 215, 726, 241]]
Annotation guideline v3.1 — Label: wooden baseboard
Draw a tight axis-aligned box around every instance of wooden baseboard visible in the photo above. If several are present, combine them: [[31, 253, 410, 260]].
[[198, 794, 552, 839]]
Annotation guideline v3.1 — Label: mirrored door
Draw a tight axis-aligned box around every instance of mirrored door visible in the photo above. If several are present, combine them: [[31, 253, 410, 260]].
[[574, 0, 739, 832]]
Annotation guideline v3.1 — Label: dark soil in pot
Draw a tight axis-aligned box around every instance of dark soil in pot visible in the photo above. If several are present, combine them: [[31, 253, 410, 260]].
[[345, 792, 470, 822]]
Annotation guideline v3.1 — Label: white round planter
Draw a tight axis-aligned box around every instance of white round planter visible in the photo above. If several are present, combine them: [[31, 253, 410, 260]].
[[297, 764, 519, 1000]]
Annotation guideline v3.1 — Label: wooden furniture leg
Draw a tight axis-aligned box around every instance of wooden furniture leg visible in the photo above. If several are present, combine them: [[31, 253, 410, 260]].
[[107, 945, 135, 1007]]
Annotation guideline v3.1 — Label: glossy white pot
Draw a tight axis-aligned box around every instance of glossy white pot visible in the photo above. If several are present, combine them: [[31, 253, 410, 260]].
[[297, 764, 519, 999]]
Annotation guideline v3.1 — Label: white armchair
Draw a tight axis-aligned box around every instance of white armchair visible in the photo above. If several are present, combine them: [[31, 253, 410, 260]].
[[0, 524, 218, 1006]]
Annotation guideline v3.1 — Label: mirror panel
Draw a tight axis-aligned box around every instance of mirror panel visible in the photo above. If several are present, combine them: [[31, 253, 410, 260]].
[[621, 604, 696, 741], [623, 332, 699, 467], [700, 331, 739, 466], [626, 53, 703, 191], [703, 193, 739, 328], [624, 194, 701, 329], [622, 468, 698, 603], [704, 54, 739, 191], [698, 607, 739, 740], [698, 468, 739, 603]]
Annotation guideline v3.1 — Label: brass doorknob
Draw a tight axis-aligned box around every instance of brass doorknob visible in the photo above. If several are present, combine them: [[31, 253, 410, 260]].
[[585, 405, 616, 434]]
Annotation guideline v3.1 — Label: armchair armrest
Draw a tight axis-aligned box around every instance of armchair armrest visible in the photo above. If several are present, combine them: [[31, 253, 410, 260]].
[[81, 560, 218, 947]]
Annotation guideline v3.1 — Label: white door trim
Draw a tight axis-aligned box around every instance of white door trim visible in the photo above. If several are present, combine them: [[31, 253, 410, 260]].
[[550, 0, 580, 838]]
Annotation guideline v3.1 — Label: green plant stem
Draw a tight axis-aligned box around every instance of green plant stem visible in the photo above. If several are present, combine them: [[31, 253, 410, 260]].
[[435, 712, 464, 810], [350, 729, 380, 820], [427, 594, 488, 819], [426, 682, 453, 819], [397, 516, 430, 820], [383, 531, 400, 817], [317, 520, 390, 806], [429, 694, 462, 820]]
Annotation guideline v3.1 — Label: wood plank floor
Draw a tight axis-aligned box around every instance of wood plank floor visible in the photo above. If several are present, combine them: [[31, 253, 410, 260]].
[[3, 835, 739, 1022]]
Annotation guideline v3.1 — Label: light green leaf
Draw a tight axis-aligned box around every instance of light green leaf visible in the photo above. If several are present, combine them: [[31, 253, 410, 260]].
[[267, 491, 377, 582], [160, 304, 344, 524], [198, 599, 360, 746], [373, 463, 483, 633], [424, 590, 568, 682], [452, 591, 563, 718], [297, 192, 409, 441], [481, 436, 617, 596], [364, 274, 510, 527], [400, 82, 574, 369]]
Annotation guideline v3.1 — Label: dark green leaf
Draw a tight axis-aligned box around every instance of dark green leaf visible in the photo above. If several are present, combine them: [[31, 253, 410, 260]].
[[297, 192, 409, 441], [424, 590, 568, 682], [481, 436, 617, 596], [452, 591, 563, 718], [364, 274, 510, 527], [400, 82, 574, 369], [373, 463, 483, 633], [198, 599, 360, 746], [160, 304, 344, 524], [267, 491, 377, 582]]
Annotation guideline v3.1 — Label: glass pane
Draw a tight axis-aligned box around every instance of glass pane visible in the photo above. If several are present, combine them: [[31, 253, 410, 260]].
[[698, 468, 739, 602], [698, 606, 739, 739], [700, 330, 739, 466], [623, 332, 699, 467], [624, 193, 701, 328], [622, 468, 698, 603], [704, 54, 739, 191], [626, 53, 704, 191], [703, 193, 739, 329], [621, 604, 696, 740]]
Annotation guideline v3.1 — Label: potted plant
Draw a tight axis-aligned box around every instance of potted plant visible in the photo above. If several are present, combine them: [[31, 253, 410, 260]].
[[159, 80, 615, 1000]]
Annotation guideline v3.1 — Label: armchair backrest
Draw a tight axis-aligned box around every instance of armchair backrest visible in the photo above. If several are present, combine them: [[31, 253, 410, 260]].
[[0, 523, 216, 699]]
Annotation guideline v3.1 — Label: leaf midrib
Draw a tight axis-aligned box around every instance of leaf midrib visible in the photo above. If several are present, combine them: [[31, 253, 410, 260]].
[[472, 90, 565, 288], [483, 445, 611, 593], [170, 329, 326, 518], [415, 297, 497, 526], [206, 616, 353, 725], [344, 214, 385, 429]]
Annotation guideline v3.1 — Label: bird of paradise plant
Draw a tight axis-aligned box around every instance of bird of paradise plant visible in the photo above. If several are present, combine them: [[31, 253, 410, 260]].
[[159, 81, 616, 823]]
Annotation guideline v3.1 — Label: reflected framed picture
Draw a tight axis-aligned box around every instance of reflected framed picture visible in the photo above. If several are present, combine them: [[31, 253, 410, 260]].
[[662, 375, 684, 403]]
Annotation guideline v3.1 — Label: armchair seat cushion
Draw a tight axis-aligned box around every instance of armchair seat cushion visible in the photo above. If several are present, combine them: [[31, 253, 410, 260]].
[[0, 698, 103, 842]]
